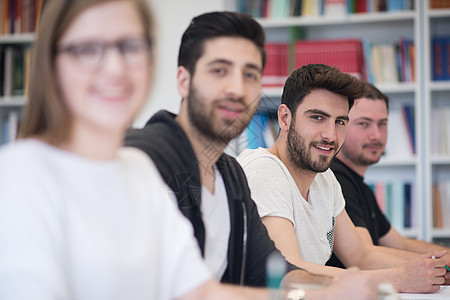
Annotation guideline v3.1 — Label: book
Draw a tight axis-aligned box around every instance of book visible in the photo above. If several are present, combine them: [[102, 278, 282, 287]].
[[430, 0, 450, 8], [294, 39, 365, 80], [3, 46, 13, 97], [432, 37, 446, 81], [385, 104, 414, 159], [433, 184, 443, 229], [323, 0, 347, 17], [262, 43, 289, 87], [401, 104, 415, 154], [12, 46, 24, 96], [390, 181, 405, 231], [246, 113, 269, 149], [7, 109, 18, 143], [374, 182, 386, 213], [403, 182, 412, 228]]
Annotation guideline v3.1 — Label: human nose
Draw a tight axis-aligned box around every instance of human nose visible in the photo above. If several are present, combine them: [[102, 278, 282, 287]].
[[100, 46, 127, 74], [368, 124, 382, 140], [225, 70, 246, 99], [321, 121, 337, 142]]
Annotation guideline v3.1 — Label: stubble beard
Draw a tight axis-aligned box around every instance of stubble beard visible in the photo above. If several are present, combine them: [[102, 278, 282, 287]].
[[340, 143, 383, 167], [187, 83, 256, 145], [286, 121, 339, 173]]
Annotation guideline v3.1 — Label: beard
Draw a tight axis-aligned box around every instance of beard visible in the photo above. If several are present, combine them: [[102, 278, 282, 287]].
[[340, 143, 384, 167], [286, 120, 339, 173], [187, 83, 257, 145]]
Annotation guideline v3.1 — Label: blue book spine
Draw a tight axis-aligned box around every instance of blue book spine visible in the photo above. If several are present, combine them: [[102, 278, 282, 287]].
[[404, 182, 412, 228], [246, 113, 268, 149], [432, 37, 446, 81], [445, 36, 450, 80]]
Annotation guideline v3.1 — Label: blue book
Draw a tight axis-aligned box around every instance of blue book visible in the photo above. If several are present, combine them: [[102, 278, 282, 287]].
[[246, 113, 269, 149], [401, 105, 416, 154], [432, 37, 446, 81], [404, 182, 413, 228], [390, 181, 405, 231], [446, 37, 450, 80]]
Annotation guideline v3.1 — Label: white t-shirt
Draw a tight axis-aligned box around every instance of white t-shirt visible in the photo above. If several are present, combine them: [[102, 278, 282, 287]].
[[237, 148, 345, 265], [0, 139, 211, 300], [201, 168, 230, 281]]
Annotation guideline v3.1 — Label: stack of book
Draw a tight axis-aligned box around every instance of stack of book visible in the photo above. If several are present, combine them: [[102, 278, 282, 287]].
[[261, 37, 415, 87], [367, 181, 415, 230], [236, 0, 414, 19], [294, 39, 365, 80], [430, 0, 450, 8], [0, 45, 32, 97], [1, 0, 45, 34]]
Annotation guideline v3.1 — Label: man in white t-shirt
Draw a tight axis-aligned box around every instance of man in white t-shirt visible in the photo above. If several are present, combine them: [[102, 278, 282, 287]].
[[237, 64, 448, 293]]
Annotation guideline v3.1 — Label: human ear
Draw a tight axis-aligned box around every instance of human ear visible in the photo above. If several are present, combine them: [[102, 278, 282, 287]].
[[278, 104, 292, 133], [177, 66, 190, 99]]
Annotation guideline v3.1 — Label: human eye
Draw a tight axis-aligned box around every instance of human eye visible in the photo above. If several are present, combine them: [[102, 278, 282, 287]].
[[311, 115, 324, 121], [211, 67, 226, 76], [379, 121, 388, 129], [336, 119, 347, 126], [357, 121, 369, 128], [120, 38, 147, 55], [244, 70, 260, 82], [73, 42, 103, 60]]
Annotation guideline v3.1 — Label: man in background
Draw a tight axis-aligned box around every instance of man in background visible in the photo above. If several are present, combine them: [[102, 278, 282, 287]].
[[326, 82, 450, 284]]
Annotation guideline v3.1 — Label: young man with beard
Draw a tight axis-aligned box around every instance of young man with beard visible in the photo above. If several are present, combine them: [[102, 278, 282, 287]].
[[237, 64, 448, 293], [125, 12, 383, 298], [326, 83, 450, 284]]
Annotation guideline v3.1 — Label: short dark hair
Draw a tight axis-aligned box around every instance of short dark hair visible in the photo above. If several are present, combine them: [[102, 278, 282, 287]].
[[281, 64, 366, 117], [177, 11, 265, 75], [361, 82, 389, 111]]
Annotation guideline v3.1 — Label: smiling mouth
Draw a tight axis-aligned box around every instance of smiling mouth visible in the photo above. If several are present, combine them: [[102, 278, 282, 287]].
[[315, 145, 332, 151]]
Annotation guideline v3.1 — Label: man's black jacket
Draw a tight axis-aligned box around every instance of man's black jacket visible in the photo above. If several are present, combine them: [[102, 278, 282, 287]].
[[125, 110, 298, 286]]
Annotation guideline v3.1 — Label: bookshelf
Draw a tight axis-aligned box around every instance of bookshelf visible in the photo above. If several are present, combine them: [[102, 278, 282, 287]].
[[228, 0, 450, 244], [0, 0, 43, 146], [425, 3, 450, 245]]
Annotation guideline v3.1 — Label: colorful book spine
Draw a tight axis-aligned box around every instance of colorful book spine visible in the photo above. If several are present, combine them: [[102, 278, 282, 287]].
[[369, 180, 415, 230]]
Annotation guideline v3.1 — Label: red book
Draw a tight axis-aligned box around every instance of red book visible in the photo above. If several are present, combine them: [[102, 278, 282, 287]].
[[262, 43, 289, 87], [294, 39, 365, 80], [356, 0, 367, 13]]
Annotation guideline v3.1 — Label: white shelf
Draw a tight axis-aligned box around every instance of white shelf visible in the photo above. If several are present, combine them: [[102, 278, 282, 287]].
[[261, 87, 283, 98], [429, 81, 450, 91], [0, 96, 27, 107], [431, 229, 450, 238], [375, 157, 417, 167], [428, 8, 450, 18], [400, 228, 420, 239], [377, 82, 416, 94], [430, 156, 450, 165], [0, 33, 35, 44], [257, 11, 415, 28]]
